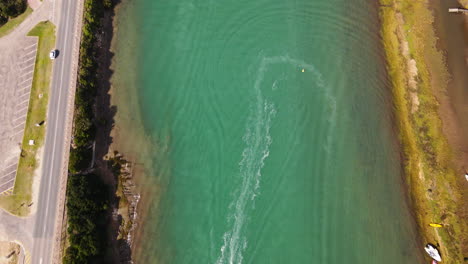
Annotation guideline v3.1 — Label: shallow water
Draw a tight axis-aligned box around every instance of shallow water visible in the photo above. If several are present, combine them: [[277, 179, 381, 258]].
[[111, 0, 425, 263], [432, 0, 468, 148]]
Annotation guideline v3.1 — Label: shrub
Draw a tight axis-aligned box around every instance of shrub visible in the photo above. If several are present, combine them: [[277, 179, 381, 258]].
[[64, 173, 109, 263], [65, 0, 112, 263], [0, 0, 26, 19]]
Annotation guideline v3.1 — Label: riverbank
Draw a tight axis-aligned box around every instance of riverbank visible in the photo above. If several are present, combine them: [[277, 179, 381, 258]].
[[379, 0, 467, 262], [63, 0, 141, 262], [92, 0, 142, 261], [107, 0, 161, 260], [86, 0, 140, 261]]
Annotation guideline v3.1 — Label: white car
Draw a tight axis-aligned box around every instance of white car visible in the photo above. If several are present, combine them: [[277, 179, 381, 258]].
[[49, 49, 57, 59]]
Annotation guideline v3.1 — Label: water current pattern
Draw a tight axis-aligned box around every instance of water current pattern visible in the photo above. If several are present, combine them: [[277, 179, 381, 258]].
[[111, 0, 426, 263], [215, 56, 336, 264]]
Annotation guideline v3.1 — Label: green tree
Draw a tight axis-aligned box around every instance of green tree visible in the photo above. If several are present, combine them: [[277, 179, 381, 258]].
[[0, 0, 27, 19]]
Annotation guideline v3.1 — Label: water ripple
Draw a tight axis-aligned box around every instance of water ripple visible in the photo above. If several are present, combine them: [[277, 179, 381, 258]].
[[215, 55, 336, 264]]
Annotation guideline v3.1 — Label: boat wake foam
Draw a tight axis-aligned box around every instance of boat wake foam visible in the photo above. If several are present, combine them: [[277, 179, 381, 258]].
[[215, 55, 332, 264]]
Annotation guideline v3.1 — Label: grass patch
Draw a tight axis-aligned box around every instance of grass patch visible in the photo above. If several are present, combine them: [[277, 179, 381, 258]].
[[0, 7, 32, 38], [0, 21, 56, 216], [380, 0, 465, 262]]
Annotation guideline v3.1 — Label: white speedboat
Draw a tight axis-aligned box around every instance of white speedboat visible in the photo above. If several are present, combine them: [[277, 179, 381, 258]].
[[424, 244, 442, 262]]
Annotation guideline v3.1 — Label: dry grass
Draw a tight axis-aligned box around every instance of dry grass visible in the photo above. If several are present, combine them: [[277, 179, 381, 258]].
[[380, 0, 466, 262], [0, 242, 19, 264]]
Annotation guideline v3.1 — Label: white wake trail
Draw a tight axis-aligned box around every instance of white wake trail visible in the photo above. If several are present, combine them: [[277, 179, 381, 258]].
[[216, 55, 333, 264]]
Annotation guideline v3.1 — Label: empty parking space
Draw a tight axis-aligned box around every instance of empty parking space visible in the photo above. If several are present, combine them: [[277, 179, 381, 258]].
[[0, 36, 38, 194]]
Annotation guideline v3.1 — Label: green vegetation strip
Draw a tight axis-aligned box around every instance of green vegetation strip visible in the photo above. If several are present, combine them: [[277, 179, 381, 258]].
[[0, 21, 56, 216], [63, 173, 109, 263], [64, 0, 113, 262], [0, 7, 32, 38], [379, 0, 465, 262]]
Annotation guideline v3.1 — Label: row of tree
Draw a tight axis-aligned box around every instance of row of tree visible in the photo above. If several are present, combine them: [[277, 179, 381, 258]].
[[63, 173, 109, 263], [68, 0, 104, 174], [64, 0, 113, 263], [0, 0, 27, 25]]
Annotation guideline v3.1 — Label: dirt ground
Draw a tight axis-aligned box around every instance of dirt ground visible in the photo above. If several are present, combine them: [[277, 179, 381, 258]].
[[0, 242, 19, 264]]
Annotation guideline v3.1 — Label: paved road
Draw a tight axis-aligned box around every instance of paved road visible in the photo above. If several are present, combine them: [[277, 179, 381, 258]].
[[31, 0, 80, 263]]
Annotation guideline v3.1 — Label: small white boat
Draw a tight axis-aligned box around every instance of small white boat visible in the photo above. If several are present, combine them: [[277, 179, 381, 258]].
[[424, 244, 442, 262], [465, 173, 468, 182]]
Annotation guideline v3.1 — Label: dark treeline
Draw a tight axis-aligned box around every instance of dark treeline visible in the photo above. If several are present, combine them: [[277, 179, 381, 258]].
[[63, 173, 109, 263], [0, 0, 27, 25], [64, 0, 114, 263]]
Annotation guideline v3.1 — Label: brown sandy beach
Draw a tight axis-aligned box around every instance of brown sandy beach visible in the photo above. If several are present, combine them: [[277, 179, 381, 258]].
[[379, 0, 468, 262]]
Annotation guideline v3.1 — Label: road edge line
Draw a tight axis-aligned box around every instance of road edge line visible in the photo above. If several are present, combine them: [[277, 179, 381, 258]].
[[50, 0, 85, 262]]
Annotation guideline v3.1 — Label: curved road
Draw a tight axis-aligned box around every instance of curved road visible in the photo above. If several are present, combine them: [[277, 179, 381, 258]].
[[31, 0, 82, 263]]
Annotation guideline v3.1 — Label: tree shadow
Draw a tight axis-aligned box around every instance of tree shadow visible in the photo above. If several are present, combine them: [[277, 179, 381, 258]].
[[90, 0, 132, 262]]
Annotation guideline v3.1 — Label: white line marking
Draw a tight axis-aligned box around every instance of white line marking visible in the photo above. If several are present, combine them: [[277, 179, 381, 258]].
[[24, 43, 38, 50], [18, 83, 32, 90], [16, 89, 31, 96], [1, 168, 16, 175], [18, 92, 30, 99], [21, 61, 34, 68], [12, 130, 24, 136], [23, 56, 36, 64], [16, 89, 31, 97], [19, 77, 33, 85], [12, 113, 27, 121], [2, 163, 17, 172], [22, 50, 36, 57], [43, 0, 73, 238], [15, 106, 29, 113], [18, 97, 30, 104], [12, 122, 25, 129], [16, 94, 31, 102], [20, 64, 34, 71], [18, 98, 30, 105], [24, 48, 36, 55], [0, 171, 15, 180], [0, 178, 14, 188], [20, 70, 34, 78]]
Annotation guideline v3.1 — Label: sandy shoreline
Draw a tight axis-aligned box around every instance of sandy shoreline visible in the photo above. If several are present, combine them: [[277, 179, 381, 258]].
[[107, 0, 162, 261], [379, 0, 468, 262]]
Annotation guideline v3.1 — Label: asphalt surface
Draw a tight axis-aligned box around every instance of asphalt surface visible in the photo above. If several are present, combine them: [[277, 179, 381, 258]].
[[31, 0, 79, 262], [0, 38, 38, 195]]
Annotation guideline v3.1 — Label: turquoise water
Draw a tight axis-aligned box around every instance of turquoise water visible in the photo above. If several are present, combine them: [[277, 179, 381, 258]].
[[112, 0, 424, 263]]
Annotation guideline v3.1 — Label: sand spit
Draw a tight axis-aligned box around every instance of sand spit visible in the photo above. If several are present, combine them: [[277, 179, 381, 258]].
[[380, 0, 468, 262]]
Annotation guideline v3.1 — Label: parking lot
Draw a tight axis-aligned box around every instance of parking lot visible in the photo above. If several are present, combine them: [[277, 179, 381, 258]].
[[0, 36, 38, 194]]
